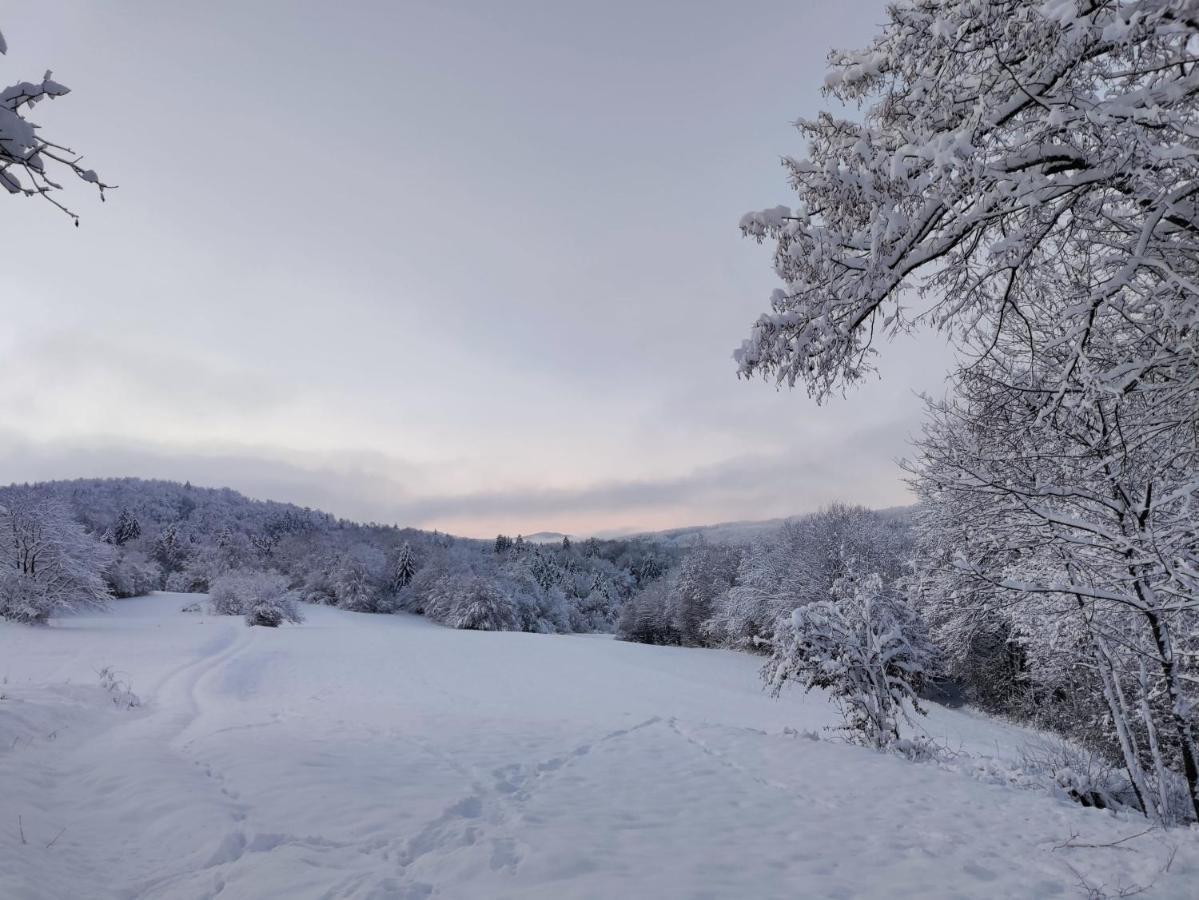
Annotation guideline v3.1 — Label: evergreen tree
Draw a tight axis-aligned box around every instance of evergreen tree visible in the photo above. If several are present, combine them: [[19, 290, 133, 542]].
[[152, 523, 189, 574], [109, 508, 141, 546]]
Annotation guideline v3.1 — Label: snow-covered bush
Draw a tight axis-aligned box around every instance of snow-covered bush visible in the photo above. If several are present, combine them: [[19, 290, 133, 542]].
[[105, 550, 162, 599], [164, 568, 209, 594], [329, 553, 383, 612], [0, 488, 112, 623], [766, 571, 934, 749], [448, 577, 518, 631], [208, 572, 303, 627], [501, 561, 570, 634], [422, 574, 518, 631], [1017, 740, 1137, 813]]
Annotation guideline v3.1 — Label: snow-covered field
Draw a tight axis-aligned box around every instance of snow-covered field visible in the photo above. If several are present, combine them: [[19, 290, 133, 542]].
[[1, 594, 1196, 899]]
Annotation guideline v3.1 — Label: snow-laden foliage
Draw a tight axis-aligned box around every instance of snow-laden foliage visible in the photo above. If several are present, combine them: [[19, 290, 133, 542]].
[[423, 576, 519, 631], [386, 542, 417, 592], [102, 508, 142, 546], [739, 0, 1199, 825], [908, 328, 1199, 823], [13, 478, 675, 635], [619, 505, 912, 652], [0, 26, 109, 222], [1017, 739, 1142, 813], [209, 572, 303, 627], [673, 543, 743, 646], [766, 569, 935, 749], [616, 571, 678, 645], [0, 486, 111, 623], [105, 549, 163, 599], [738, 0, 1199, 403]]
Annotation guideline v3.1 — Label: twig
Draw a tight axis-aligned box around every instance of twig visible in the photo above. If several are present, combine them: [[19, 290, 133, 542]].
[[18, 815, 25, 845], [1054, 826, 1157, 852], [45, 827, 66, 849]]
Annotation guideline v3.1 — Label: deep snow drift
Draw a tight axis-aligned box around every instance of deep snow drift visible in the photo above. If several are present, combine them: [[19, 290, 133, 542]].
[[1, 594, 1196, 899]]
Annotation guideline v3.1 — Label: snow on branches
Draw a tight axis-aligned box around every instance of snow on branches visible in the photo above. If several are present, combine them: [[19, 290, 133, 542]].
[[739, 0, 1199, 826], [765, 569, 935, 750], [0, 487, 111, 623], [0, 27, 110, 223], [737, 0, 1199, 402]]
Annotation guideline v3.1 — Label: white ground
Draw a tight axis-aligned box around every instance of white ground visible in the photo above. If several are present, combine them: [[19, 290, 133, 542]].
[[1, 594, 1196, 899]]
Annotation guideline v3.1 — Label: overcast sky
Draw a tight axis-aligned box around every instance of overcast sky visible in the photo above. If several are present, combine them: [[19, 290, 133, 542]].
[[1, 1, 953, 538]]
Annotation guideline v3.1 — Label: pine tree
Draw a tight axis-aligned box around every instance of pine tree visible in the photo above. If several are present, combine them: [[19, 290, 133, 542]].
[[390, 542, 417, 591], [110, 508, 141, 546], [152, 523, 188, 574]]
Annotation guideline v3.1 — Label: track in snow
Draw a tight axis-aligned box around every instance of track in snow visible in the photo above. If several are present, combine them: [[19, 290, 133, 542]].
[[1, 593, 1196, 899]]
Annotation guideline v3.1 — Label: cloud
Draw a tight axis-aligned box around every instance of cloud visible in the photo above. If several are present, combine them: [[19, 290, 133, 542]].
[[0, 412, 917, 537], [0, 331, 295, 435]]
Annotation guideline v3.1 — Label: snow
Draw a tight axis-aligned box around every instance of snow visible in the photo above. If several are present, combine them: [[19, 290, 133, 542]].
[[1, 593, 1196, 899]]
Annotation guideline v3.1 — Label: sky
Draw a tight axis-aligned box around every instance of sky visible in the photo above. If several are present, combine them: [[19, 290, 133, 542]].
[[1, 1, 954, 538]]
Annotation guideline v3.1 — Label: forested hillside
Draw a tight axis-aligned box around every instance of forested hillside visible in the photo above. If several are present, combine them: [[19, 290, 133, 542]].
[[0, 479, 679, 635]]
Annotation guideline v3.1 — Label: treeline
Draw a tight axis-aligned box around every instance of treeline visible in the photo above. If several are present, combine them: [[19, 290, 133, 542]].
[[617, 504, 910, 650], [0, 478, 677, 635]]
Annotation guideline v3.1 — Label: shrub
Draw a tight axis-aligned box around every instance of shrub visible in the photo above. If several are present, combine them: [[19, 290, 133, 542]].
[[208, 572, 303, 627], [105, 550, 163, 599], [765, 570, 934, 749], [1017, 740, 1138, 813]]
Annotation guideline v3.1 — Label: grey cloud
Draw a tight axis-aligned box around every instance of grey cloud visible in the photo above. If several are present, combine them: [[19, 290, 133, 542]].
[[0, 414, 916, 537], [2, 331, 295, 420]]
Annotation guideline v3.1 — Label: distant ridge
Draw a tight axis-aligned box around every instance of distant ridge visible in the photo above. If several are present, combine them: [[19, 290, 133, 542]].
[[608, 504, 916, 547], [522, 531, 573, 545]]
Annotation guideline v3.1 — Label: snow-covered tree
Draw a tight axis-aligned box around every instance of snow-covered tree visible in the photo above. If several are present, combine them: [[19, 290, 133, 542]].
[[766, 570, 934, 749], [105, 549, 161, 599], [388, 542, 418, 591], [738, 0, 1199, 407], [908, 324, 1199, 823], [701, 506, 911, 653], [329, 551, 384, 613], [4, 477, 670, 637], [152, 522, 189, 575], [737, 0, 1199, 823], [0, 27, 110, 222], [673, 543, 741, 646], [449, 576, 519, 631], [0, 487, 111, 622], [617, 572, 678, 645], [103, 508, 141, 546], [209, 571, 303, 626]]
